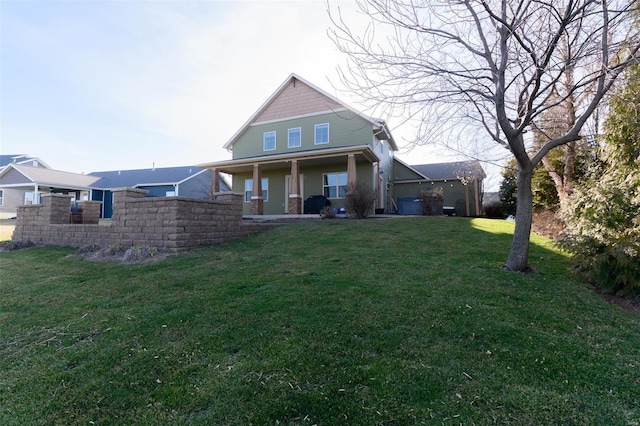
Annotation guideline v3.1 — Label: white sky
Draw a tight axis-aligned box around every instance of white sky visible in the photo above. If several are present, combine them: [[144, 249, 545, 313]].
[[1, 0, 504, 189]]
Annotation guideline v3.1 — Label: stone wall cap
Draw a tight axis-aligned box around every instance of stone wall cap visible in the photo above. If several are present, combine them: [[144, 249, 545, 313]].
[[111, 187, 149, 194]]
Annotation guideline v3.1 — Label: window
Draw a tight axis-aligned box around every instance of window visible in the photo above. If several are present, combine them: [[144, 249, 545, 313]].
[[263, 131, 276, 151], [315, 123, 329, 144], [165, 191, 176, 197], [288, 127, 301, 148], [24, 192, 42, 205], [244, 178, 269, 202], [323, 172, 347, 198], [0, 190, 3, 206]]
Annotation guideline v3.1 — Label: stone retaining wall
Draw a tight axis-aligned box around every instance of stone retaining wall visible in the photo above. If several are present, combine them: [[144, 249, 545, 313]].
[[12, 188, 275, 252]]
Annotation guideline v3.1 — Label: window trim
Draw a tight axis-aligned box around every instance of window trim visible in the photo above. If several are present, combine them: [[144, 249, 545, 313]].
[[263, 131, 276, 151], [323, 171, 348, 199], [244, 178, 269, 202], [314, 123, 329, 145], [288, 127, 302, 148]]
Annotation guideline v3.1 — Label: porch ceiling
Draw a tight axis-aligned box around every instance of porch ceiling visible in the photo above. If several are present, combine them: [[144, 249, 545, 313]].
[[198, 145, 379, 174]]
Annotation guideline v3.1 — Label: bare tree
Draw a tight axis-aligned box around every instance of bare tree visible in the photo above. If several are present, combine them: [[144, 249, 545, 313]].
[[329, 0, 640, 271]]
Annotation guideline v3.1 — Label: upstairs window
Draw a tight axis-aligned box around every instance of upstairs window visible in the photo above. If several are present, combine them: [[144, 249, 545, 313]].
[[315, 123, 329, 145], [288, 127, 301, 148], [0, 189, 3, 206], [245, 178, 269, 202], [263, 131, 276, 151], [323, 172, 347, 198]]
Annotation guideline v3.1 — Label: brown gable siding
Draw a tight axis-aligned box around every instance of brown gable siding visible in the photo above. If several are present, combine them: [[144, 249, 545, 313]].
[[254, 79, 344, 123]]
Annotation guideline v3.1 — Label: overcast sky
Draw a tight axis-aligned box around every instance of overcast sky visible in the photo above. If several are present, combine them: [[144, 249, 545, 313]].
[[1, 0, 503, 188]]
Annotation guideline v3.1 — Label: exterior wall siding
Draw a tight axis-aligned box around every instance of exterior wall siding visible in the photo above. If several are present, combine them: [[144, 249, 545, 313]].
[[254, 79, 343, 123], [0, 167, 32, 185], [140, 185, 175, 197], [392, 160, 425, 181], [232, 111, 374, 159], [0, 188, 28, 218], [234, 162, 376, 215], [393, 180, 482, 216]]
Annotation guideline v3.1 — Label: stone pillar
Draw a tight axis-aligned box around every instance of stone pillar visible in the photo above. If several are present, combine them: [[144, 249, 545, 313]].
[[77, 200, 102, 224], [111, 187, 148, 223], [347, 154, 357, 185], [287, 160, 302, 214], [42, 194, 73, 224], [250, 164, 263, 215]]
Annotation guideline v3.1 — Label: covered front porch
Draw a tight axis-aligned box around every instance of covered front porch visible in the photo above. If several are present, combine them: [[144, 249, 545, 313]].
[[199, 145, 385, 215]]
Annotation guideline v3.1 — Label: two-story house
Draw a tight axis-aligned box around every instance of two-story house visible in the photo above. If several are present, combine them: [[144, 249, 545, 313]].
[[199, 73, 398, 215], [200, 73, 485, 216]]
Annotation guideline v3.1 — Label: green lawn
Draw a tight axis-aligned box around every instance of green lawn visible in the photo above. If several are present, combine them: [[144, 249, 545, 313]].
[[1, 217, 639, 425]]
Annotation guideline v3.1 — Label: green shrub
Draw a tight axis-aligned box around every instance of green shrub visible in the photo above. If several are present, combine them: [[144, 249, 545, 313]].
[[483, 201, 506, 218], [417, 187, 444, 215], [560, 170, 640, 295], [561, 64, 640, 296], [344, 181, 376, 219], [499, 161, 518, 216]]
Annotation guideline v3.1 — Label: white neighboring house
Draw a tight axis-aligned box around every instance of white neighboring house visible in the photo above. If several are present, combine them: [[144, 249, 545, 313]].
[[0, 159, 99, 219]]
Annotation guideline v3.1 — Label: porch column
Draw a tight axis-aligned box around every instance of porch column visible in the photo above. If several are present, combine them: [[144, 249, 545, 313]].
[[211, 168, 220, 194], [347, 154, 357, 185], [251, 164, 263, 215], [474, 178, 480, 216], [375, 162, 383, 209], [288, 160, 302, 214]]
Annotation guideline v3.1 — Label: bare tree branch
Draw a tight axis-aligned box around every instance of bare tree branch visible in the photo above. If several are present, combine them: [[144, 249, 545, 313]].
[[328, 0, 640, 271]]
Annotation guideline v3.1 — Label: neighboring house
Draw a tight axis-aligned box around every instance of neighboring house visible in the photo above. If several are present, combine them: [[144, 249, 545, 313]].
[[0, 154, 51, 171], [89, 166, 231, 218], [0, 163, 100, 218], [392, 160, 486, 216], [199, 73, 484, 216], [199, 73, 398, 215]]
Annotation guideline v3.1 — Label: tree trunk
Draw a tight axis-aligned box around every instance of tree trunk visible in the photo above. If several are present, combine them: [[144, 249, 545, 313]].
[[505, 165, 534, 272]]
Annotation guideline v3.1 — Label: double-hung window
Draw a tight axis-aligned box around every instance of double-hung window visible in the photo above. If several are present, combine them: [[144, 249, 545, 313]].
[[314, 123, 329, 144], [245, 178, 269, 202], [263, 131, 276, 151], [288, 127, 301, 148], [323, 172, 347, 198]]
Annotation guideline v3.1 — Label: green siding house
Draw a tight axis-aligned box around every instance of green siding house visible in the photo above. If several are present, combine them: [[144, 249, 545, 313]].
[[200, 74, 398, 215], [200, 74, 484, 216]]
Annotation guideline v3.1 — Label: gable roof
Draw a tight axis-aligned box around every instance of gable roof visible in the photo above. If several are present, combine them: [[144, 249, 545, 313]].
[[392, 157, 430, 181], [223, 73, 398, 151], [0, 154, 50, 169], [0, 163, 100, 189], [410, 161, 486, 181], [88, 166, 229, 190]]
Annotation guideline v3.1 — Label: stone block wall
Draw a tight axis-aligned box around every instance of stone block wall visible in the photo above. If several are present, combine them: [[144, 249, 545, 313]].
[[12, 188, 275, 252]]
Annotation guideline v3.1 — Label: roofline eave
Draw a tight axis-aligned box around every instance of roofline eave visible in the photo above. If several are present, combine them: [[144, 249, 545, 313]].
[[199, 145, 380, 172]]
